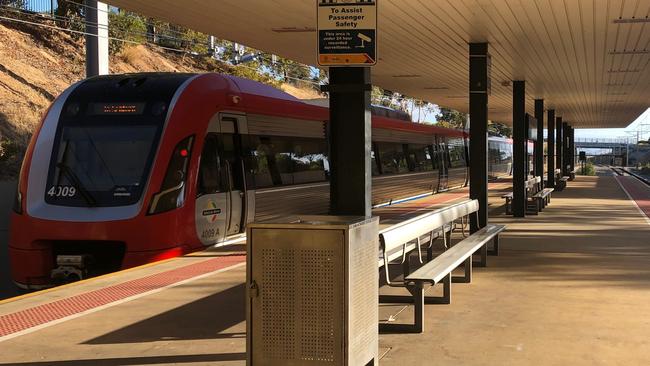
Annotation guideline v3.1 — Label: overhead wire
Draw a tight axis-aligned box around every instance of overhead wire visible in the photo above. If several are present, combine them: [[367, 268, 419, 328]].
[[1, 3, 439, 118], [0, 7, 324, 85]]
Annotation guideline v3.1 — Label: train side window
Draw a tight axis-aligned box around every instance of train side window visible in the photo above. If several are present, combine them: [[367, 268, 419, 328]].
[[248, 136, 274, 188], [272, 138, 294, 185], [378, 142, 408, 175], [197, 134, 221, 195], [292, 138, 327, 184], [448, 138, 466, 168], [408, 144, 434, 172]]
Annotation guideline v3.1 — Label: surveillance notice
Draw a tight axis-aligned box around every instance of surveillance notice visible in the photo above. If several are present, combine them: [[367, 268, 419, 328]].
[[317, 0, 377, 66]]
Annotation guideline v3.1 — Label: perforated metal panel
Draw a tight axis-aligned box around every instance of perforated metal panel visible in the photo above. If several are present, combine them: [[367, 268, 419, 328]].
[[249, 227, 344, 366], [299, 249, 338, 362], [347, 230, 378, 366], [247, 216, 378, 366], [260, 248, 296, 360]]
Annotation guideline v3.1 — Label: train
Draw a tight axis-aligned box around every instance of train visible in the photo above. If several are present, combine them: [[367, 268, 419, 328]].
[[9, 73, 516, 289]]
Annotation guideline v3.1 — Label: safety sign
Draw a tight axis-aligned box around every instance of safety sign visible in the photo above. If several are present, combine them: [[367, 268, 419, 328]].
[[317, 0, 377, 66]]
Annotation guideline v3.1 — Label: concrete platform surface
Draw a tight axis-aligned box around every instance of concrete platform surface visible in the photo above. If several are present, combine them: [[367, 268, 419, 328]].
[[0, 175, 648, 365]]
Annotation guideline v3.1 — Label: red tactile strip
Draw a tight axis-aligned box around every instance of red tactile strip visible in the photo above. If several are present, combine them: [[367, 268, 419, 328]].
[[0, 255, 246, 338], [616, 176, 650, 219]]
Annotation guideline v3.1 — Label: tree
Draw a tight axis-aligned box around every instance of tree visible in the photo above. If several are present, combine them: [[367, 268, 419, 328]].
[[436, 107, 466, 129]]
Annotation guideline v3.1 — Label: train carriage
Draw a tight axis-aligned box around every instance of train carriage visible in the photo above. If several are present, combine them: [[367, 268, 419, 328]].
[[9, 73, 510, 289]]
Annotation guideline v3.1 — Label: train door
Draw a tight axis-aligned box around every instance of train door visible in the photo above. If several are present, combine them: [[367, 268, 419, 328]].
[[195, 114, 247, 245], [437, 136, 449, 191]]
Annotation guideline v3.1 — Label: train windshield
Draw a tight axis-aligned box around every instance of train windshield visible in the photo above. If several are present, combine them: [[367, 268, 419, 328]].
[[45, 123, 160, 207]]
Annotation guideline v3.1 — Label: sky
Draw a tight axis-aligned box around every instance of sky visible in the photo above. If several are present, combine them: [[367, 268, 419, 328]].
[[574, 108, 650, 142]]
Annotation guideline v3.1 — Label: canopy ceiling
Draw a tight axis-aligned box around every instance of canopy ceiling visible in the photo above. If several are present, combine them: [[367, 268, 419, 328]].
[[108, 0, 650, 128]]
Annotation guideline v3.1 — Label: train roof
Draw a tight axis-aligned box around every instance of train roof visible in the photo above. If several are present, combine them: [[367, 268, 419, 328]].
[[218, 74, 467, 138], [82, 73, 467, 139]]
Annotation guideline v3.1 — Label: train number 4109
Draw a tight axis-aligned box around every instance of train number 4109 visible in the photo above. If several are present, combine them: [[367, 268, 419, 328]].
[[47, 185, 77, 198]]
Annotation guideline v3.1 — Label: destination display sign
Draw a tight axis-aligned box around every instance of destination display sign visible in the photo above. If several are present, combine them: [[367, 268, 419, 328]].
[[317, 0, 377, 66]]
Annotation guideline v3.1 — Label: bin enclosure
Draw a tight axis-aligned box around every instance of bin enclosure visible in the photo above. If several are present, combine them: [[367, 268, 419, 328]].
[[247, 215, 379, 366]]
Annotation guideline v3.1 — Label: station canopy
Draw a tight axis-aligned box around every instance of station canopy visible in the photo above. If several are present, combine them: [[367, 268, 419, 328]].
[[108, 0, 650, 128]]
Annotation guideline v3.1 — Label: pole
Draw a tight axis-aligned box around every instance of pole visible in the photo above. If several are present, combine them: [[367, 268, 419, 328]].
[[85, 1, 109, 77], [512, 81, 526, 218], [534, 99, 544, 178], [547, 110, 555, 188], [556, 116, 563, 177], [469, 43, 489, 231], [326, 67, 372, 218]]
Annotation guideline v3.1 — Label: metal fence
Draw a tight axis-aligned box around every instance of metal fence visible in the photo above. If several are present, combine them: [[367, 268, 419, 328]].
[[1, 0, 57, 15], [574, 137, 630, 145]]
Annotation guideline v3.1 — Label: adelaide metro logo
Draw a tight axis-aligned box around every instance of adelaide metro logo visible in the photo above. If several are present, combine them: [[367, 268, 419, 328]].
[[202, 200, 221, 223]]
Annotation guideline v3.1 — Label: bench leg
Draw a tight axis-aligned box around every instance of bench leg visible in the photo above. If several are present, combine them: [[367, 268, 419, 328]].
[[442, 273, 451, 304], [402, 252, 411, 277], [453, 256, 473, 283], [412, 283, 424, 333], [379, 281, 434, 334], [476, 243, 488, 267], [488, 234, 500, 256]]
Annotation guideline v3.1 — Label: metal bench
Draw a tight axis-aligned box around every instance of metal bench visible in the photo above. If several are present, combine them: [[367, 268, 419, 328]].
[[555, 169, 568, 191], [502, 177, 542, 215], [501, 192, 513, 215], [378, 199, 506, 333], [378, 199, 476, 283], [531, 187, 554, 211]]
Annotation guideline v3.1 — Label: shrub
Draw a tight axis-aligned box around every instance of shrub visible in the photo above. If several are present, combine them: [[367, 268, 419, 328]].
[[108, 11, 147, 54], [639, 163, 650, 175], [578, 162, 596, 176]]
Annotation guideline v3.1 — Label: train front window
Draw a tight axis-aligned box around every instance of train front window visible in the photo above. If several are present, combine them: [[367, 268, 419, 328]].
[[45, 124, 160, 207]]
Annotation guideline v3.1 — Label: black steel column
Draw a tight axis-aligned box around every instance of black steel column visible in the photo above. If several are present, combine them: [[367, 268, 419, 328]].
[[327, 67, 372, 217], [556, 116, 563, 178], [570, 127, 576, 171], [547, 110, 555, 187], [534, 99, 544, 178], [512, 81, 526, 217], [469, 43, 489, 232], [561, 122, 570, 176]]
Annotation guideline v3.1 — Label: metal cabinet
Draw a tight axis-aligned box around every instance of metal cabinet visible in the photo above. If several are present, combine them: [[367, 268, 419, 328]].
[[247, 216, 379, 366]]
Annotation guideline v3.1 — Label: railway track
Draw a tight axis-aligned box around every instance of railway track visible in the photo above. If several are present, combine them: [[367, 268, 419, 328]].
[[610, 166, 650, 187]]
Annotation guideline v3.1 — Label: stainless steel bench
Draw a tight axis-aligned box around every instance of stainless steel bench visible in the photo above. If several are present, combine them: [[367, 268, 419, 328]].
[[378, 199, 506, 333], [401, 224, 506, 333]]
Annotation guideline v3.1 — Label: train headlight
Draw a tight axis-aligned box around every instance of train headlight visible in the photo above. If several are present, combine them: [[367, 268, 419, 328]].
[[148, 135, 194, 215]]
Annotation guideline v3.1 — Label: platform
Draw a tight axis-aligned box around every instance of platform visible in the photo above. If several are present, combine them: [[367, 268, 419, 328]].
[[1, 175, 649, 365]]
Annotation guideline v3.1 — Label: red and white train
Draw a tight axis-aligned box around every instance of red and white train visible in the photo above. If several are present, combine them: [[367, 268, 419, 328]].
[[10, 73, 514, 289]]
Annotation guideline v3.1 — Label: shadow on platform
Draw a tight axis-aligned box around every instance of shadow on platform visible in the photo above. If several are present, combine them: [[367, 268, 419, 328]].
[[0, 353, 247, 366], [84, 283, 246, 345]]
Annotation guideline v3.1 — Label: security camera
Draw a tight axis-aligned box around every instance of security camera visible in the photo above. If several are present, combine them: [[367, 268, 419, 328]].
[[357, 33, 372, 47]]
